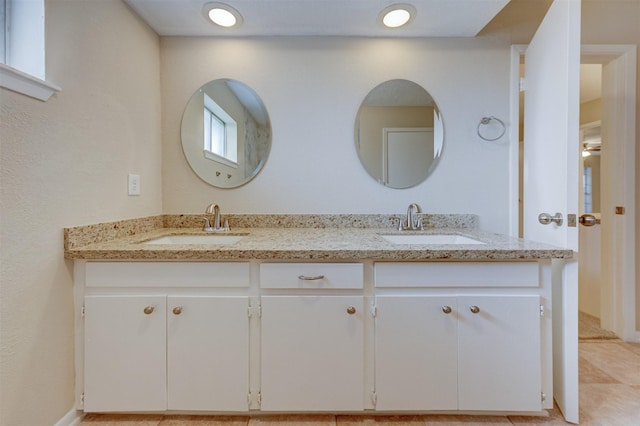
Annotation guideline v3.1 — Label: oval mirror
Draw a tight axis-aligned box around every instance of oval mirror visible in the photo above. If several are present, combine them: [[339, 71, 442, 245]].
[[354, 79, 444, 189], [181, 79, 271, 188]]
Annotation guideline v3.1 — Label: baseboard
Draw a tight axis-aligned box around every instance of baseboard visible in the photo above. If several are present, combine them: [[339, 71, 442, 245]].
[[54, 408, 83, 426]]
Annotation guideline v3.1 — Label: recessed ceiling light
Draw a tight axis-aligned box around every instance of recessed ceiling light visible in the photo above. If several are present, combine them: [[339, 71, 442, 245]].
[[378, 4, 416, 29], [203, 3, 243, 28]]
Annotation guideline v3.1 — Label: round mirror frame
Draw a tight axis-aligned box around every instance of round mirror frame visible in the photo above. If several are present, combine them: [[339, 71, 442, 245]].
[[354, 79, 444, 189], [181, 79, 272, 188]]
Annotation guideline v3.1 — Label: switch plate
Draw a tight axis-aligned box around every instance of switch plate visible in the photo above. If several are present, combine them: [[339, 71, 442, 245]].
[[128, 174, 140, 196]]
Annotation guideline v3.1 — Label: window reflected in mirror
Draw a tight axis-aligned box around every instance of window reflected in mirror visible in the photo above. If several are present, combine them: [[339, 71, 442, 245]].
[[181, 79, 271, 188]]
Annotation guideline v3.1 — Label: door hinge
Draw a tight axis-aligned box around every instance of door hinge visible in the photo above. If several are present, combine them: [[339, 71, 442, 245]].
[[248, 305, 262, 318], [80, 392, 85, 406], [541, 392, 546, 402], [540, 304, 545, 317], [519, 77, 526, 92], [371, 390, 377, 406], [81, 305, 85, 318], [370, 303, 377, 317], [248, 390, 262, 407]]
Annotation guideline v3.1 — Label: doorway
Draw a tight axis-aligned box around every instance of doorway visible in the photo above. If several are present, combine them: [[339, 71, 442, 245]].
[[510, 44, 637, 341]]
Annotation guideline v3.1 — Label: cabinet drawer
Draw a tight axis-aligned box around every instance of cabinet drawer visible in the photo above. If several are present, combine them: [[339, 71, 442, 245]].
[[85, 262, 250, 288], [260, 263, 363, 289], [375, 262, 539, 288]]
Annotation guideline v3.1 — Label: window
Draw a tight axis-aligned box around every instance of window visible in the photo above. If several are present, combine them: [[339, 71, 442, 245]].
[[0, 0, 59, 101], [583, 166, 593, 213], [203, 93, 237, 167]]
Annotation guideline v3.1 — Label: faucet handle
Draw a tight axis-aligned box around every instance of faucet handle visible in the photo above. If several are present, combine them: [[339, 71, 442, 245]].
[[202, 217, 214, 232]]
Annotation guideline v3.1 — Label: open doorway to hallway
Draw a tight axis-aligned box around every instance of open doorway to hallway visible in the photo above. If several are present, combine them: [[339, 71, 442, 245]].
[[513, 45, 637, 342]]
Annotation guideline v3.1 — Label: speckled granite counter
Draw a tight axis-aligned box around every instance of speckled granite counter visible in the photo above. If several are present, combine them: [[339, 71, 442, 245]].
[[64, 214, 572, 261]]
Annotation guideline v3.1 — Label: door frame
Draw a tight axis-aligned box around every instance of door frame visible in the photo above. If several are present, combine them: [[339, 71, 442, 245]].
[[509, 44, 638, 341]]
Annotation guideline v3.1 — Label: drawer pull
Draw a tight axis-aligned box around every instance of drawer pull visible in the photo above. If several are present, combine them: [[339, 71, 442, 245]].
[[346, 306, 357, 315], [143, 306, 155, 315], [470, 305, 480, 314], [298, 275, 325, 281], [442, 306, 452, 314], [172, 307, 183, 315]]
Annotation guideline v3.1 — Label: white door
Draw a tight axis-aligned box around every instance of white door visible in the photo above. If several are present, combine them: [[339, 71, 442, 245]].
[[167, 296, 249, 411], [457, 295, 541, 412], [84, 295, 167, 412], [375, 295, 457, 410], [383, 128, 434, 188], [260, 295, 364, 411], [522, 0, 581, 422]]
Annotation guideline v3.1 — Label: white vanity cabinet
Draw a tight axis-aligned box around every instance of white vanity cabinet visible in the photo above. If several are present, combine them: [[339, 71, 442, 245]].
[[80, 262, 250, 412], [259, 263, 365, 411], [374, 262, 543, 413]]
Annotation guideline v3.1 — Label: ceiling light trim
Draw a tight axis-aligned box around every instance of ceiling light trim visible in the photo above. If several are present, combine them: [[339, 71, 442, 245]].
[[378, 3, 417, 29], [202, 2, 243, 28]]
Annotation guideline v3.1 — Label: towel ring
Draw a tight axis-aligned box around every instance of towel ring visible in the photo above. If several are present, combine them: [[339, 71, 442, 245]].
[[477, 116, 506, 141]]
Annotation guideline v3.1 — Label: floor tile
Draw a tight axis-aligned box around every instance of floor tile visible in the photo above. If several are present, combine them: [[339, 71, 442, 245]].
[[579, 342, 640, 385], [623, 342, 640, 357], [337, 415, 424, 425], [159, 415, 249, 425], [579, 383, 640, 425], [508, 406, 569, 425], [422, 414, 511, 425], [80, 413, 164, 425], [578, 355, 620, 384], [249, 414, 336, 425]]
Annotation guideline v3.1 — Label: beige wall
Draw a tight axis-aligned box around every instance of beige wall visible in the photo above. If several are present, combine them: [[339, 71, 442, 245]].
[[0, 0, 162, 424], [160, 36, 514, 234], [581, 0, 640, 331]]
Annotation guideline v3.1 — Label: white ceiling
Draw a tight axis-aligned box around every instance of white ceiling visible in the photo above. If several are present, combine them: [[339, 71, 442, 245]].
[[124, 0, 511, 37]]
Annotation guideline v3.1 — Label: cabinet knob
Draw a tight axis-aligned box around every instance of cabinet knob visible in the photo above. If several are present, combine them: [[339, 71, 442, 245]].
[[442, 306, 452, 314], [172, 307, 183, 315], [143, 306, 155, 315], [469, 305, 480, 314], [346, 306, 357, 315]]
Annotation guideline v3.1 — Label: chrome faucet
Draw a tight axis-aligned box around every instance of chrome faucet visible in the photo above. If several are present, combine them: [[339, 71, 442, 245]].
[[203, 203, 229, 232], [399, 203, 423, 231]]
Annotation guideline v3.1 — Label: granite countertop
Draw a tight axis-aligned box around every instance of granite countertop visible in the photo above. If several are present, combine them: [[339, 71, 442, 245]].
[[64, 214, 573, 261]]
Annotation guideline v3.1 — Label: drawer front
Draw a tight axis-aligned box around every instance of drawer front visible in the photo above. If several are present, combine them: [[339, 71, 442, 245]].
[[260, 263, 363, 289], [375, 262, 539, 288], [85, 262, 250, 288]]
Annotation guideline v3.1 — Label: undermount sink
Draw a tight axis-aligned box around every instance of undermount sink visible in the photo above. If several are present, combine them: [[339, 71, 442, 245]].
[[380, 234, 485, 245], [141, 235, 245, 245]]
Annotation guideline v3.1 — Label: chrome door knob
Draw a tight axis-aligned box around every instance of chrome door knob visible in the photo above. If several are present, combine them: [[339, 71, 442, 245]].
[[538, 212, 563, 226]]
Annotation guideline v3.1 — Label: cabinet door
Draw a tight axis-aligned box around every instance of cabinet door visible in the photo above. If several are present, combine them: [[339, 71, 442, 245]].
[[84, 295, 167, 412], [167, 296, 249, 411], [457, 295, 541, 411], [261, 296, 364, 411], [375, 296, 458, 410]]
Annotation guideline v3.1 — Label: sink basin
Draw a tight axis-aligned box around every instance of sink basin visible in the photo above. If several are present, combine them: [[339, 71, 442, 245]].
[[380, 234, 485, 245], [141, 235, 245, 245]]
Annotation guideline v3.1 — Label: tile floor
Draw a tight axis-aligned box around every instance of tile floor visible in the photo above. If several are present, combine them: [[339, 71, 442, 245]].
[[79, 340, 640, 426]]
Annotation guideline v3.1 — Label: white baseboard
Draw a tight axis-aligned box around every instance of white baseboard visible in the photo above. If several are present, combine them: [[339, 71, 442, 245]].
[[54, 408, 83, 426]]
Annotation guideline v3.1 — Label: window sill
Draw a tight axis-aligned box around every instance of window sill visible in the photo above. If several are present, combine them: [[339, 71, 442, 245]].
[[0, 63, 61, 101]]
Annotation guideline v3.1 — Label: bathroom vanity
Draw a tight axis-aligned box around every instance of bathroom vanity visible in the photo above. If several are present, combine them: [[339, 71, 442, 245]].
[[65, 214, 572, 417]]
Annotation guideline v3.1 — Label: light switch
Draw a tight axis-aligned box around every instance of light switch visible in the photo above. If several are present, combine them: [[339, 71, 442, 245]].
[[128, 174, 141, 196]]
